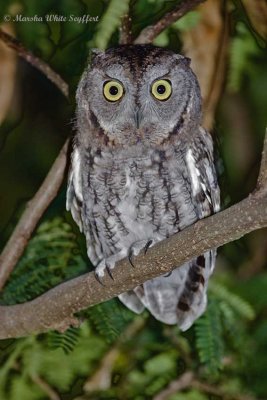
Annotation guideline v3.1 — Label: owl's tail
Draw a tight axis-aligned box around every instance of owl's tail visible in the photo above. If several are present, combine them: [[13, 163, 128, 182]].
[[118, 250, 216, 331]]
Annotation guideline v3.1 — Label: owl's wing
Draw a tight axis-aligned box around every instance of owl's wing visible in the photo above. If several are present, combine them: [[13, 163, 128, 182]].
[[169, 127, 220, 329], [66, 145, 84, 232], [186, 126, 220, 218]]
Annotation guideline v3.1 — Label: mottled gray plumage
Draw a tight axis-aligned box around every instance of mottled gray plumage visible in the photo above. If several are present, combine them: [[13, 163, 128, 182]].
[[67, 45, 220, 331]]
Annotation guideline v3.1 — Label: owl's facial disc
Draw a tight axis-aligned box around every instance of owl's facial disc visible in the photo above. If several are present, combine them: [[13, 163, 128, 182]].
[[79, 45, 202, 147]]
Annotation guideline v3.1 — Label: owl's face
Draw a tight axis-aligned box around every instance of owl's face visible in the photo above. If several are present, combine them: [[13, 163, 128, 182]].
[[77, 45, 202, 148]]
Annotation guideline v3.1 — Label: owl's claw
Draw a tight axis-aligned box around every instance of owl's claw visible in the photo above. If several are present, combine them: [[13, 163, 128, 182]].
[[106, 265, 114, 280], [128, 250, 135, 268], [164, 271, 172, 278], [94, 271, 105, 286], [128, 238, 156, 266], [144, 239, 153, 255]]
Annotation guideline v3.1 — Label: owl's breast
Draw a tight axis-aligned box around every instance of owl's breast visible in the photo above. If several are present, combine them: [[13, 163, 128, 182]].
[[82, 148, 198, 260]]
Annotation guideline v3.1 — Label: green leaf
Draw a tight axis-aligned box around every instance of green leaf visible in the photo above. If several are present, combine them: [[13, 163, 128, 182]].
[[195, 299, 224, 375]]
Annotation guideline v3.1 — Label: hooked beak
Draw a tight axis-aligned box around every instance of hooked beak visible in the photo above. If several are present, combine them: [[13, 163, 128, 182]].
[[134, 109, 143, 129]]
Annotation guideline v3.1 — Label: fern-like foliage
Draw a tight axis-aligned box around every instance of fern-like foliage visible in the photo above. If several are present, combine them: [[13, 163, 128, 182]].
[[209, 281, 255, 320], [195, 280, 255, 375], [47, 327, 80, 354], [86, 299, 135, 343], [93, 0, 131, 49], [195, 299, 224, 375], [0, 218, 88, 305]]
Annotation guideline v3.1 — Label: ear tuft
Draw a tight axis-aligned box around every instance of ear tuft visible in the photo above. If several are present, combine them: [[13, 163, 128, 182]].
[[174, 54, 191, 66], [88, 48, 104, 65]]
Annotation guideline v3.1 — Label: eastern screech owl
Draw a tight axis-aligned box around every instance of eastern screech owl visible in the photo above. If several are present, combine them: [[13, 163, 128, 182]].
[[67, 45, 220, 331]]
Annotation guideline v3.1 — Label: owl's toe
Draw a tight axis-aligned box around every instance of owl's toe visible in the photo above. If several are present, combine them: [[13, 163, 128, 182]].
[[94, 270, 105, 286], [144, 239, 154, 254], [95, 255, 122, 283], [128, 249, 136, 268], [128, 239, 156, 267], [106, 265, 114, 280], [95, 261, 114, 284]]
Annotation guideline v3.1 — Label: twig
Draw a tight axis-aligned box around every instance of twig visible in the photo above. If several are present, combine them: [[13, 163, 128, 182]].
[[0, 139, 70, 290], [84, 317, 145, 392], [192, 380, 256, 400], [119, 14, 133, 44], [30, 374, 60, 400], [153, 373, 256, 400], [257, 128, 267, 193], [134, 0, 205, 44], [0, 127, 266, 339], [153, 372, 194, 400], [0, 29, 69, 97]]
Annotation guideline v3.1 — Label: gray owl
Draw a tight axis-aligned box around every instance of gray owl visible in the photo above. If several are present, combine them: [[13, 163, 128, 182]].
[[67, 45, 220, 331]]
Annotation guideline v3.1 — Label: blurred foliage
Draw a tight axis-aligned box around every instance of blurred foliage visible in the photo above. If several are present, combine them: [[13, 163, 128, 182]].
[[0, 0, 267, 399]]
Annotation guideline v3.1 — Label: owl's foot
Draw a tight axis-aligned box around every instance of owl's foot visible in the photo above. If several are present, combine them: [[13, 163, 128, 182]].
[[94, 251, 126, 283], [128, 239, 155, 268]]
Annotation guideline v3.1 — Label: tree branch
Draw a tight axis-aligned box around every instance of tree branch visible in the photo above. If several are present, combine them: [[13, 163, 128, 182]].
[[257, 129, 267, 192], [153, 372, 194, 400], [0, 29, 69, 97], [134, 0, 205, 44], [0, 29, 71, 289], [119, 0, 134, 45], [0, 139, 70, 291], [0, 128, 266, 339]]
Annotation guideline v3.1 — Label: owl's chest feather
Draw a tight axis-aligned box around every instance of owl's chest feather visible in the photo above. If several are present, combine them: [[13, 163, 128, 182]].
[[82, 149, 197, 259]]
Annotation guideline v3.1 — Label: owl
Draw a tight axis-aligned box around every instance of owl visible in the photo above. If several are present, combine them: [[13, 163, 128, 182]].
[[66, 44, 220, 331]]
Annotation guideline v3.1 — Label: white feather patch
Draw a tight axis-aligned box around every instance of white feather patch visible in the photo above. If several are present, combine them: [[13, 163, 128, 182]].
[[185, 149, 201, 196]]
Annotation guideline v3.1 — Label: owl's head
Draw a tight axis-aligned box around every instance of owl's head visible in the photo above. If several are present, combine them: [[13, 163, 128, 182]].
[[76, 45, 202, 148]]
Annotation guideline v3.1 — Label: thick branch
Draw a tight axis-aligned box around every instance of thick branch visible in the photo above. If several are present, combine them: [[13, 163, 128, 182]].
[[0, 29, 69, 97], [0, 139, 69, 290], [0, 183, 266, 339], [134, 0, 205, 44]]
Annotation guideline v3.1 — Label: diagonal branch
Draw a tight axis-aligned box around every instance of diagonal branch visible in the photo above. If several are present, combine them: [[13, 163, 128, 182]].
[[0, 29, 69, 97], [0, 31, 70, 289], [134, 0, 205, 44], [0, 128, 266, 339], [0, 139, 70, 291]]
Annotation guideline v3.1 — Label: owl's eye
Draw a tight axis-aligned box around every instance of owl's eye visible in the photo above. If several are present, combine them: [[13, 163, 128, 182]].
[[103, 81, 124, 102], [151, 79, 172, 101]]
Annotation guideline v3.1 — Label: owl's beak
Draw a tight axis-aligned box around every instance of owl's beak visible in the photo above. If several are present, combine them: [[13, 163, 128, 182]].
[[134, 110, 143, 129]]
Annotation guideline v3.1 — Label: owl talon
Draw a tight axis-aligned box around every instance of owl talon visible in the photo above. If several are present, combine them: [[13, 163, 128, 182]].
[[94, 271, 105, 286], [128, 251, 135, 268], [164, 271, 172, 278], [144, 239, 153, 255], [106, 265, 114, 280]]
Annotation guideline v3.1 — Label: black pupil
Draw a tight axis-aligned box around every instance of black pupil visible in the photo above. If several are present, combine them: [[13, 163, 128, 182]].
[[157, 84, 166, 94], [109, 86, 118, 96]]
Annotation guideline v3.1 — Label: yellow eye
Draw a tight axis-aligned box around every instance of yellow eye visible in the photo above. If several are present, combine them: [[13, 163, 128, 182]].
[[103, 80, 124, 102], [151, 79, 172, 101]]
